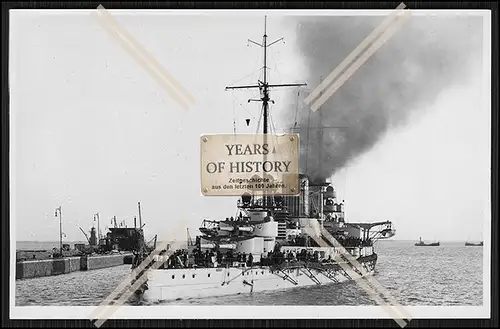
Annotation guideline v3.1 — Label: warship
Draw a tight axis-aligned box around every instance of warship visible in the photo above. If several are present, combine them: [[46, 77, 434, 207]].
[[129, 17, 396, 303]]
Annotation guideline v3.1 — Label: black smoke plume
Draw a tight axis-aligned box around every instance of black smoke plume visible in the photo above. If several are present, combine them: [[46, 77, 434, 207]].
[[281, 14, 483, 183]]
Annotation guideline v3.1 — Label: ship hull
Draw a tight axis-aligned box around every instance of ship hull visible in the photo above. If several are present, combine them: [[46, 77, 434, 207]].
[[141, 258, 377, 302], [415, 243, 440, 246]]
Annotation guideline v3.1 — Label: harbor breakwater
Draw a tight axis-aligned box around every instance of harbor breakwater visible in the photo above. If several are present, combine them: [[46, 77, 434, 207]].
[[16, 253, 133, 280]]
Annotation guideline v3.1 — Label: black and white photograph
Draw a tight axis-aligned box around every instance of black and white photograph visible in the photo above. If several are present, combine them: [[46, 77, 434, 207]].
[[9, 6, 492, 325]]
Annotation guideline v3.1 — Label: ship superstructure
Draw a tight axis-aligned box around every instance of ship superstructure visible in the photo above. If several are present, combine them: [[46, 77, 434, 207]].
[[129, 16, 396, 303]]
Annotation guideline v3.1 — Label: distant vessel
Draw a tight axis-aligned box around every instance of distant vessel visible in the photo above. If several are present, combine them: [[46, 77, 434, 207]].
[[465, 241, 483, 246], [415, 237, 440, 247]]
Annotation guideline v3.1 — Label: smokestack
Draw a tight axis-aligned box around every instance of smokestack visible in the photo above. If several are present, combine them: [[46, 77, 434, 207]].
[[283, 15, 482, 181]]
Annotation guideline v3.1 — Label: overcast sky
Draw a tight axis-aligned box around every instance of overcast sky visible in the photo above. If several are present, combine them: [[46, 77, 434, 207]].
[[10, 10, 490, 243]]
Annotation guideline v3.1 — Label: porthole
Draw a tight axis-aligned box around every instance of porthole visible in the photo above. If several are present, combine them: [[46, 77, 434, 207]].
[[182, 274, 185, 279], [192, 274, 196, 278], [261, 271, 264, 275], [227, 273, 230, 277], [208, 273, 211, 277], [172, 275, 175, 279]]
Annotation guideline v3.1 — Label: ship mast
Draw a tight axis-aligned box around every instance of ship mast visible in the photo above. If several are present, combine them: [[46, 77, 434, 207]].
[[225, 16, 306, 207]]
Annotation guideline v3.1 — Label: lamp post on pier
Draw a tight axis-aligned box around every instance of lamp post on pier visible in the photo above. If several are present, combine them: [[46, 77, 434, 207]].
[[94, 212, 100, 241], [55, 206, 63, 255]]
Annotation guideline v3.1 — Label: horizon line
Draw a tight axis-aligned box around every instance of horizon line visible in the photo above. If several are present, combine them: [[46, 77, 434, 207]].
[[16, 238, 484, 243]]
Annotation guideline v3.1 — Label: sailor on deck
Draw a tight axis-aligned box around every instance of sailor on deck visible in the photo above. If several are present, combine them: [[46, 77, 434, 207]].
[[247, 253, 253, 267]]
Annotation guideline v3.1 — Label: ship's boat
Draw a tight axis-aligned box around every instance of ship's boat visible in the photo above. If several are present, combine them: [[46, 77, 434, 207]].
[[414, 237, 440, 247], [127, 16, 397, 303], [465, 241, 483, 246]]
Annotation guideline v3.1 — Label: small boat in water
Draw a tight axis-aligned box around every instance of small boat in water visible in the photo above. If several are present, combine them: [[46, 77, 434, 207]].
[[415, 237, 440, 247], [465, 241, 483, 246]]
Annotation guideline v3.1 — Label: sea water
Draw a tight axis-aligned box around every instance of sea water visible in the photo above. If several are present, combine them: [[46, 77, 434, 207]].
[[15, 240, 483, 306]]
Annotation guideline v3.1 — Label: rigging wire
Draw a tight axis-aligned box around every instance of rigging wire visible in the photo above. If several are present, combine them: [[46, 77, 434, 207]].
[[226, 67, 264, 89], [304, 105, 312, 174], [255, 106, 263, 134], [237, 96, 258, 120], [230, 88, 258, 121], [240, 103, 257, 120], [267, 66, 307, 90], [268, 107, 286, 164], [266, 66, 305, 132], [343, 167, 347, 207], [232, 91, 237, 135], [227, 64, 262, 131], [293, 91, 300, 128]]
